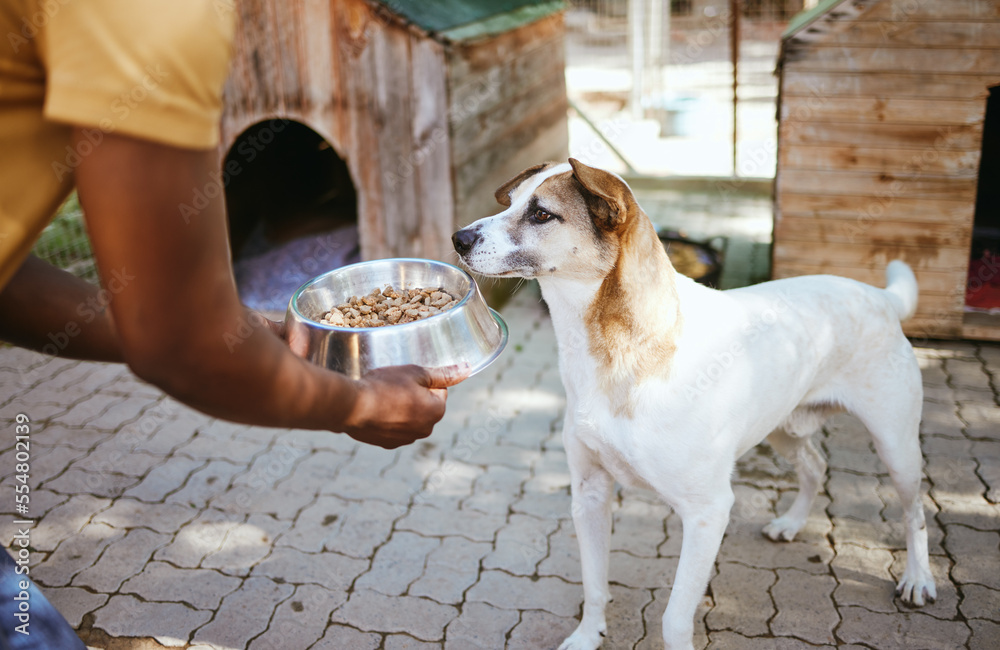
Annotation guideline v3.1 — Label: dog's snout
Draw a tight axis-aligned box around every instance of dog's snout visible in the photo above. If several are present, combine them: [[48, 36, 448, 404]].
[[452, 228, 480, 256]]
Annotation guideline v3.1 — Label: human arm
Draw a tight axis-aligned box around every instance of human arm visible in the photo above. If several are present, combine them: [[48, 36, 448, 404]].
[[70, 129, 464, 447], [0, 254, 124, 362]]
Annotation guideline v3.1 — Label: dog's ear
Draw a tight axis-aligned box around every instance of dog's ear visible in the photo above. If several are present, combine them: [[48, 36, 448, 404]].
[[494, 163, 550, 207], [569, 158, 635, 230]]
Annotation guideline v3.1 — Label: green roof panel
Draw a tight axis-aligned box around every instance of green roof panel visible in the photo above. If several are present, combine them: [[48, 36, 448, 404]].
[[781, 0, 848, 40], [376, 0, 564, 35]]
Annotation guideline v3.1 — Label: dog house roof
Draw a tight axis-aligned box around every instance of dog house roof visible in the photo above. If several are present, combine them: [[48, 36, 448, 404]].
[[779, 0, 880, 63], [374, 0, 564, 41]]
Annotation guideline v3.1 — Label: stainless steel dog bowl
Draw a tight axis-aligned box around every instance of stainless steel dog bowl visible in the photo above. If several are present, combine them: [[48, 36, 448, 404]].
[[285, 258, 508, 379]]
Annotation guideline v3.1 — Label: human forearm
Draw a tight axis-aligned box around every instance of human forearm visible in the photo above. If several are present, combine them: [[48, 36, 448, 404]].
[[0, 255, 124, 362], [73, 132, 462, 447], [130, 308, 360, 431]]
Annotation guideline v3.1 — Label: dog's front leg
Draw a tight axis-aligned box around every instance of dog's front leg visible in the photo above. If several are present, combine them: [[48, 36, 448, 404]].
[[559, 434, 615, 650], [662, 490, 734, 650]]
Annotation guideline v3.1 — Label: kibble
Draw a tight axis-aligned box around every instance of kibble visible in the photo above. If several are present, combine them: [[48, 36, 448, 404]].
[[318, 285, 459, 328]]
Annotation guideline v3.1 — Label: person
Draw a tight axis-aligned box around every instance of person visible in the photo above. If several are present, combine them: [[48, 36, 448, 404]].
[[0, 1, 468, 647], [0, 0, 467, 449]]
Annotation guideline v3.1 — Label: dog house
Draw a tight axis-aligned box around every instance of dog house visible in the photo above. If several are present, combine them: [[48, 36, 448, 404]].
[[772, 0, 1000, 340], [218, 0, 568, 270]]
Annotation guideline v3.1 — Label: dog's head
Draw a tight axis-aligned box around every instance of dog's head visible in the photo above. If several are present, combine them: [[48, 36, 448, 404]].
[[452, 159, 644, 281]]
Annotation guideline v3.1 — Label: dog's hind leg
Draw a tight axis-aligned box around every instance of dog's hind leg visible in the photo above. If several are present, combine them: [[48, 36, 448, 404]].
[[850, 370, 936, 606], [559, 436, 615, 650], [762, 428, 826, 542]]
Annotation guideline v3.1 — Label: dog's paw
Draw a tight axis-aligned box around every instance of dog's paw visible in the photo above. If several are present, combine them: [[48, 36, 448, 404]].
[[896, 570, 937, 607], [557, 624, 605, 650], [762, 516, 802, 542]]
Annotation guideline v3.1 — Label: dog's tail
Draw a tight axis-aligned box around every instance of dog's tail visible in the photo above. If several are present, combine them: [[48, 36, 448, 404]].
[[884, 260, 919, 322]]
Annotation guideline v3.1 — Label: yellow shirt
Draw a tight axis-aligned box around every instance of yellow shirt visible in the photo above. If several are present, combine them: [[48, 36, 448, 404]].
[[0, 0, 236, 289]]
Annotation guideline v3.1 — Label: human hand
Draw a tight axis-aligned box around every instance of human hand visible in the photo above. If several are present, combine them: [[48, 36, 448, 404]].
[[341, 364, 470, 449]]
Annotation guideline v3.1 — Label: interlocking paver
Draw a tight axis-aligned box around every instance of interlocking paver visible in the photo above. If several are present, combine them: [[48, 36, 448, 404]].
[[73, 527, 171, 593], [310, 624, 381, 650], [465, 570, 582, 617], [482, 513, 558, 576], [770, 568, 838, 645], [331, 589, 458, 642], [51, 393, 127, 429], [410, 536, 492, 605], [611, 496, 671, 557], [396, 503, 506, 542], [247, 583, 342, 650], [278, 495, 398, 558], [201, 513, 291, 576], [153, 508, 242, 568], [69, 441, 161, 478], [355, 531, 441, 596], [121, 561, 241, 609], [31, 522, 124, 587], [507, 609, 582, 650], [831, 541, 897, 613], [92, 497, 197, 534], [44, 586, 108, 628], [251, 546, 368, 590], [538, 519, 583, 582], [165, 459, 246, 509], [960, 584, 1000, 621], [837, 605, 970, 650], [192, 577, 294, 649], [969, 620, 1000, 650], [444, 602, 519, 650], [946, 524, 1000, 590], [636, 586, 711, 650], [91, 595, 212, 647], [174, 434, 268, 463], [603, 583, 654, 650], [123, 455, 206, 503], [704, 561, 774, 636], [22, 444, 90, 487], [42, 466, 140, 499]]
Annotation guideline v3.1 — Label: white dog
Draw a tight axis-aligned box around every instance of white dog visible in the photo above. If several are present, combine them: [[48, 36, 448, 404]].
[[452, 159, 936, 650]]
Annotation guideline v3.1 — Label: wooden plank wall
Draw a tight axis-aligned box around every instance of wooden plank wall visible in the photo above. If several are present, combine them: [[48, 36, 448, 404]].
[[219, 0, 455, 263], [774, 0, 1000, 338], [448, 13, 569, 226]]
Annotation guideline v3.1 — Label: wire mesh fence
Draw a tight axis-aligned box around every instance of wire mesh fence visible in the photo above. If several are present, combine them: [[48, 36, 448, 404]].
[[566, 0, 807, 177], [31, 193, 99, 284]]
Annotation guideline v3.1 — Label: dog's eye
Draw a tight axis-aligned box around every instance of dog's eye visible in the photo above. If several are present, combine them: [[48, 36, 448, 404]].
[[533, 209, 553, 222]]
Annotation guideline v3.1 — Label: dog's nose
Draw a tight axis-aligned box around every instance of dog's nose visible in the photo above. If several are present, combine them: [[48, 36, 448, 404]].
[[452, 228, 480, 256]]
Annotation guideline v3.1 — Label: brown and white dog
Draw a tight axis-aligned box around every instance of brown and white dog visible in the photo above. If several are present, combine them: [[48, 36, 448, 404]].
[[452, 159, 935, 650]]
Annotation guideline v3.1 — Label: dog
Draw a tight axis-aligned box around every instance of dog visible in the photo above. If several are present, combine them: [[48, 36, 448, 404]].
[[452, 159, 936, 650]]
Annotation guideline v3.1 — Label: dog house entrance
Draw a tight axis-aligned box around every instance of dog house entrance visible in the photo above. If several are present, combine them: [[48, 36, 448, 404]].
[[966, 85, 1000, 331], [224, 120, 360, 316]]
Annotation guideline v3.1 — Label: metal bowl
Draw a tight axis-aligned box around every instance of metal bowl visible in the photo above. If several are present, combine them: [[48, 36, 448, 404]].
[[285, 258, 508, 379]]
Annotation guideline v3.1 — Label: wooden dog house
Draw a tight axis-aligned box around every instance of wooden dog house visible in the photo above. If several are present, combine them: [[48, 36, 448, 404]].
[[219, 0, 568, 264], [772, 0, 1000, 340]]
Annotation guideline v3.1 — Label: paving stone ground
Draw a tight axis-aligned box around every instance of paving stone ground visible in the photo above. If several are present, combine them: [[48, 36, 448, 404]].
[[1, 283, 999, 649]]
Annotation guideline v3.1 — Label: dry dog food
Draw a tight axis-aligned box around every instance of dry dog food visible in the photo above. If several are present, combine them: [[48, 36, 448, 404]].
[[319, 286, 459, 328]]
